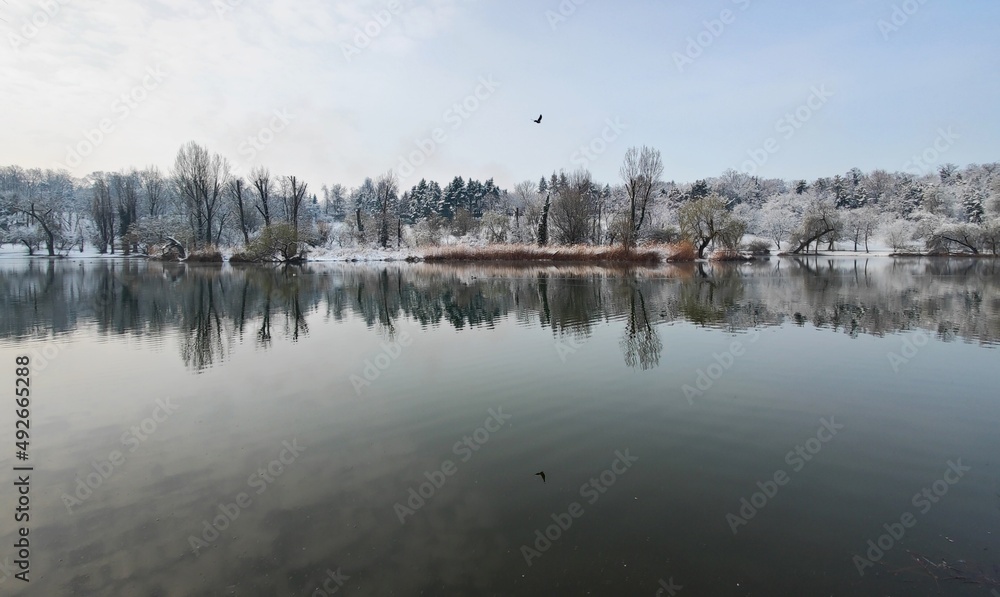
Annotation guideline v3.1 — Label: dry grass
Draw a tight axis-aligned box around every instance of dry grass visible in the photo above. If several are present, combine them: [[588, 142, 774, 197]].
[[663, 241, 696, 262], [423, 244, 663, 264], [186, 246, 224, 263], [227, 252, 253, 263]]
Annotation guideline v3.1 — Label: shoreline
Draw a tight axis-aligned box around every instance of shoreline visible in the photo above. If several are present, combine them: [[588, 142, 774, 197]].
[[3, 251, 997, 264]]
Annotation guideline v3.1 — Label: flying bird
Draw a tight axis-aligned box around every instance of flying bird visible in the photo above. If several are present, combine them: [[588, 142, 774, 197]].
[[535, 471, 546, 483], [533, 114, 542, 124]]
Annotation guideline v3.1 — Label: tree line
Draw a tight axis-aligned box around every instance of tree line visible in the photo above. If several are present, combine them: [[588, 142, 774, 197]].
[[2, 141, 998, 258]]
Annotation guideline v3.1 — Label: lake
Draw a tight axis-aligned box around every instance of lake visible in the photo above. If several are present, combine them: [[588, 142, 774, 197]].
[[0, 256, 998, 596]]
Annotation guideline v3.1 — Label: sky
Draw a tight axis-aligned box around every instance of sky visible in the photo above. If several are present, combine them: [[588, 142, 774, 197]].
[[2, 0, 999, 192]]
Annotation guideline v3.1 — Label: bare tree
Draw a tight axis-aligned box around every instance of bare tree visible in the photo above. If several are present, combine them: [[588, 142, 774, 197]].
[[550, 170, 595, 245], [111, 169, 140, 254], [511, 180, 540, 238], [91, 174, 115, 253], [15, 170, 72, 256], [678, 194, 746, 258], [845, 207, 880, 252], [140, 166, 167, 217], [250, 166, 274, 227], [789, 199, 842, 254], [374, 171, 398, 248], [282, 175, 308, 233], [228, 176, 255, 245], [620, 146, 664, 248], [172, 142, 230, 247]]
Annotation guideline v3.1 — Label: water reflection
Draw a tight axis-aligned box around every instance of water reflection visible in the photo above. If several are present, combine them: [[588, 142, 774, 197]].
[[1, 257, 997, 371]]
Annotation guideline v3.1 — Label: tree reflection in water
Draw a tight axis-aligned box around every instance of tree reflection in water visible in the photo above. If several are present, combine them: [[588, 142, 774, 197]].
[[1, 258, 997, 370]]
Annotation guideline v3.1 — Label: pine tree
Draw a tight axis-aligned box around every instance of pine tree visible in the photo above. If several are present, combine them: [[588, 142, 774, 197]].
[[538, 177, 548, 194], [466, 179, 483, 216], [689, 179, 710, 200], [428, 181, 442, 218], [537, 194, 550, 246], [832, 175, 847, 208], [354, 177, 377, 214], [440, 176, 464, 219], [795, 180, 809, 195], [964, 188, 985, 223]]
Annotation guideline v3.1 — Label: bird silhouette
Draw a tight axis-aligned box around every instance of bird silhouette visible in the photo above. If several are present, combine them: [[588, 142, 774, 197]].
[[535, 471, 546, 483], [533, 114, 542, 124]]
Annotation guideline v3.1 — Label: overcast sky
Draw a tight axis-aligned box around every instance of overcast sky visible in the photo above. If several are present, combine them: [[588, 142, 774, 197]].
[[2, 0, 998, 191]]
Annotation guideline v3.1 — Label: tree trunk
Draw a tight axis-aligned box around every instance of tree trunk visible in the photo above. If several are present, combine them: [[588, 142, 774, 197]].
[[698, 237, 711, 259], [164, 236, 187, 259], [791, 226, 837, 254]]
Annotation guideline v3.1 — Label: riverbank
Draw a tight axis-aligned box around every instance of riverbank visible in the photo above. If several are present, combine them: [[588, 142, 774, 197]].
[[3, 243, 995, 264]]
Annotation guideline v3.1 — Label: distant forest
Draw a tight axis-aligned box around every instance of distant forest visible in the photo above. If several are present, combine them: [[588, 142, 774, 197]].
[[2, 141, 998, 258]]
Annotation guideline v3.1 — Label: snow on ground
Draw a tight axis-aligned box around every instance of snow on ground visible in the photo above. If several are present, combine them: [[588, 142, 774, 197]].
[[307, 246, 424, 262], [0, 236, 923, 263], [0, 243, 148, 260]]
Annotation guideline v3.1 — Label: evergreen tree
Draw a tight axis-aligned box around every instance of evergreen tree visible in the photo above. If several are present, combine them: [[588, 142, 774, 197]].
[[440, 176, 464, 219], [903, 180, 924, 216], [399, 191, 414, 223], [354, 177, 377, 215], [466, 178, 483, 216], [428, 181, 442, 217], [964, 188, 985, 223], [538, 177, 548, 194], [537, 194, 550, 246], [795, 180, 809, 195], [689, 179, 710, 200], [482, 178, 501, 214]]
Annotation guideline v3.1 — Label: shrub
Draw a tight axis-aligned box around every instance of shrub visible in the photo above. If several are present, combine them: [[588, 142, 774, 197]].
[[186, 245, 223, 262], [745, 239, 772, 254], [665, 241, 696, 262], [423, 244, 661, 263], [236, 223, 307, 262], [643, 226, 681, 244]]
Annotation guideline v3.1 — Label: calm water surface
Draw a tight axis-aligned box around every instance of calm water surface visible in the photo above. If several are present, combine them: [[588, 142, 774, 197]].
[[0, 256, 998, 596]]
